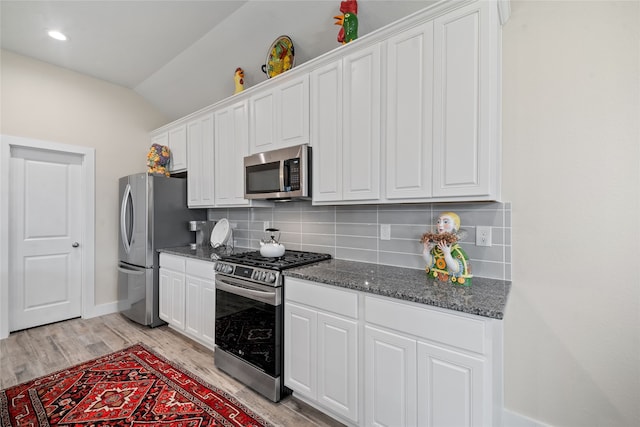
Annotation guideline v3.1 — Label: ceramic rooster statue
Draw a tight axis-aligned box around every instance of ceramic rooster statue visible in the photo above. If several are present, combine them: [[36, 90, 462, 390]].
[[334, 0, 358, 44], [234, 67, 245, 94]]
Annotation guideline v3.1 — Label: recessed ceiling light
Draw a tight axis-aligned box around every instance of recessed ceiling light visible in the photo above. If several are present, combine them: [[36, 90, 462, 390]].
[[48, 30, 67, 41]]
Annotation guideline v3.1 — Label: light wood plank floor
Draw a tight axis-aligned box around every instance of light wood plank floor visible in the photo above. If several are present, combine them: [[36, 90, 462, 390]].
[[0, 313, 344, 427]]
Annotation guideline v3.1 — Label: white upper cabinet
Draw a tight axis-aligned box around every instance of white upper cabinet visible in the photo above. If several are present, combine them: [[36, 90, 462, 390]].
[[311, 60, 343, 202], [311, 44, 381, 204], [214, 100, 250, 206], [150, 124, 187, 173], [186, 112, 215, 207], [168, 125, 187, 172], [432, 0, 499, 198], [385, 21, 434, 200], [343, 44, 382, 201], [151, 0, 504, 205], [249, 74, 309, 154]]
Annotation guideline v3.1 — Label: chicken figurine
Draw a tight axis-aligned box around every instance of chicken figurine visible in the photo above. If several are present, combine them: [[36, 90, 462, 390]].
[[234, 67, 245, 94], [334, 0, 358, 44]]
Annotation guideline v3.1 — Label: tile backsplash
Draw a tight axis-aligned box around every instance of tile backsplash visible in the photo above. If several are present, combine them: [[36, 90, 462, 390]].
[[208, 201, 511, 281]]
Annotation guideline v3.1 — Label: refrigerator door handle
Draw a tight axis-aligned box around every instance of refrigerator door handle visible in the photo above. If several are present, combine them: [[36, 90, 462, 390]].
[[118, 262, 145, 275], [120, 183, 133, 253]]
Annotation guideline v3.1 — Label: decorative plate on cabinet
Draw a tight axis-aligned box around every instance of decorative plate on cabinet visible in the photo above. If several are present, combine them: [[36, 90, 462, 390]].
[[261, 35, 295, 78]]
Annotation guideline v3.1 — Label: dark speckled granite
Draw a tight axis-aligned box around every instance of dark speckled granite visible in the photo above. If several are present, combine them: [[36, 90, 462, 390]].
[[158, 245, 226, 262], [158, 247, 511, 320], [283, 259, 511, 320]]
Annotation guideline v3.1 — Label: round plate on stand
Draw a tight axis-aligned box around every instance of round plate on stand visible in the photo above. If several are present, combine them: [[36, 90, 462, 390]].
[[261, 35, 295, 78]]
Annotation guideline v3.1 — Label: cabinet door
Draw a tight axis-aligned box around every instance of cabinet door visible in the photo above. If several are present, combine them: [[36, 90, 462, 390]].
[[249, 90, 275, 154], [284, 302, 317, 399], [432, 1, 495, 197], [184, 275, 202, 337], [158, 268, 171, 323], [279, 75, 309, 148], [417, 341, 486, 427], [311, 60, 343, 202], [343, 44, 381, 201], [215, 101, 249, 206], [170, 271, 185, 329], [317, 312, 358, 423], [250, 75, 309, 154], [151, 132, 168, 148], [365, 325, 417, 427], [187, 114, 215, 207], [168, 125, 187, 172], [200, 278, 216, 348], [386, 21, 434, 200]]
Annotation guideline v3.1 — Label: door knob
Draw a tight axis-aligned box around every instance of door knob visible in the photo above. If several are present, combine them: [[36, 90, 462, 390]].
[[72, 242, 80, 247]]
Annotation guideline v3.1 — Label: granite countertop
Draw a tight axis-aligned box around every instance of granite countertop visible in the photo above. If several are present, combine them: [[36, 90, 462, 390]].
[[284, 259, 511, 320], [158, 245, 226, 261], [158, 246, 511, 320]]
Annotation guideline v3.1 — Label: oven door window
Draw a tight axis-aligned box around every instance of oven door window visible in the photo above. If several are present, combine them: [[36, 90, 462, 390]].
[[245, 161, 281, 194], [215, 288, 281, 376]]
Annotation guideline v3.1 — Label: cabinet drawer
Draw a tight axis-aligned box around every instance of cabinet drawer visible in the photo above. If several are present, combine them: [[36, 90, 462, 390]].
[[365, 295, 486, 354], [186, 258, 214, 280], [285, 278, 358, 319], [159, 253, 185, 272]]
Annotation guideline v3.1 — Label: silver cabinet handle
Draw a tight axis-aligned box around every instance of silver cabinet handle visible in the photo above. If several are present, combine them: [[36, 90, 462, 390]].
[[72, 242, 80, 247]]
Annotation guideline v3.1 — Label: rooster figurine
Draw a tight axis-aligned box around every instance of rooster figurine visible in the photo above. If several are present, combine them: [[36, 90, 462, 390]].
[[234, 67, 245, 94], [334, 0, 358, 44]]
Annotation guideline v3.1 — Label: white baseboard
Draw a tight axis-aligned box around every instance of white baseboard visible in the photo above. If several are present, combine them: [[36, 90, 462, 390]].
[[503, 409, 551, 427], [84, 301, 120, 319]]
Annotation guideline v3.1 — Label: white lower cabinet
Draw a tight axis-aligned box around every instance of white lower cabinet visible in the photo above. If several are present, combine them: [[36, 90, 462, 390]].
[[284, 278, 359, 425], [159, 253, 185, 329], [285, 278, 503, 427], [416, 341, 486, 427], [364, 325, 417, 427], [159, 254, 215, 350]]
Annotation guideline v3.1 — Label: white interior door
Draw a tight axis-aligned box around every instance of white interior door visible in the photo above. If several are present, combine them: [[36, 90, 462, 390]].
[[9, 146, 83, 331]]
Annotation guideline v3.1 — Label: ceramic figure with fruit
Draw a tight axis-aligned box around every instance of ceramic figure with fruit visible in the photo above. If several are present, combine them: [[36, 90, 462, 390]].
[[421, 212, 472, 286]]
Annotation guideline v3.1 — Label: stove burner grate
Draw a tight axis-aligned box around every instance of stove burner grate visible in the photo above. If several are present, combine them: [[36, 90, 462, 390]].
[[222, 250, 331, 270]]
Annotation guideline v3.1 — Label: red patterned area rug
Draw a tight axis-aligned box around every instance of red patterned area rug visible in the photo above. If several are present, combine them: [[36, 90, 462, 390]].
[[0, 343, 272, 427]]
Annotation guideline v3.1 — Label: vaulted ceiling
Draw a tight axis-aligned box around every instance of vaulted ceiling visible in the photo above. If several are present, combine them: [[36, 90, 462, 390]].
[[1, 1, 434, 121]]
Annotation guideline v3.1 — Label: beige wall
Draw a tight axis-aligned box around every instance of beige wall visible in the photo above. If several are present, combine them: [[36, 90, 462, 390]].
[[502, 1, 639, 425], [0, 50, 168, 305]]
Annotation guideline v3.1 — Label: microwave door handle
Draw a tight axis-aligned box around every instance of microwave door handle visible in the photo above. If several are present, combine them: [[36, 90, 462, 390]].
[[282, 160, 290, 190], [279, 160, 286, 192]]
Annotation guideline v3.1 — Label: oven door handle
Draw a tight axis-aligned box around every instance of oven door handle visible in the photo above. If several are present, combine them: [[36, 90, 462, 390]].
[[215, 277, 280, 306]]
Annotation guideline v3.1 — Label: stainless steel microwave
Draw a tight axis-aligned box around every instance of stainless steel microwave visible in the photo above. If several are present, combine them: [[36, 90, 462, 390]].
[[244, 144, 311, 200]]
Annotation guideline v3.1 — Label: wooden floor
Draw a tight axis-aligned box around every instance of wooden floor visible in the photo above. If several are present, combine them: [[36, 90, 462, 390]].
[[0, 313, 344, 427]]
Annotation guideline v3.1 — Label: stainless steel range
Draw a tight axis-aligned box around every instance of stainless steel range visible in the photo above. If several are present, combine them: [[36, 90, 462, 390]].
[[213, 250, 331, 402]]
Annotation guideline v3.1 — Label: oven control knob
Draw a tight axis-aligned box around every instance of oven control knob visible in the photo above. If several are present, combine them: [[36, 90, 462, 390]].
[[259, 271, 267, 281], [266, 273, 276, 283], [252, 271, 259, 280]]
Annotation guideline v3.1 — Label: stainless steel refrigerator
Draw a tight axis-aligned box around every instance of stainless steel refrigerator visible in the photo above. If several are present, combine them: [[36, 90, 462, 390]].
[[118, 173, 204, 326]]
